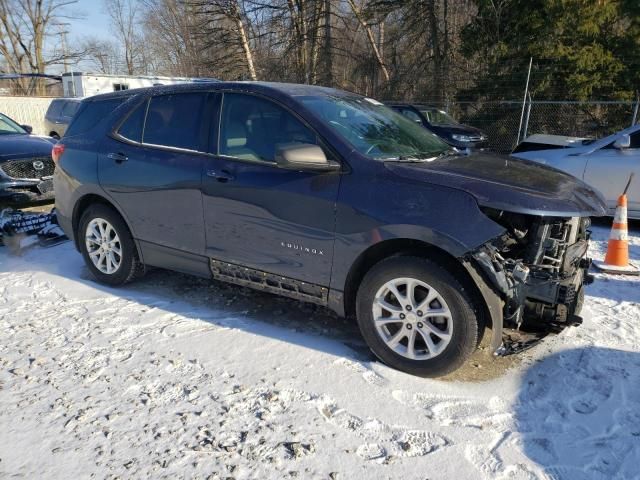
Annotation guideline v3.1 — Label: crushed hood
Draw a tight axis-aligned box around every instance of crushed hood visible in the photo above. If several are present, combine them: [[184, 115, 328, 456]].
[[385, 152, 607, 217]]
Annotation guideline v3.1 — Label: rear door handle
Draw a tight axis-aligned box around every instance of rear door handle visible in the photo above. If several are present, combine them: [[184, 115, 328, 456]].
[[107, 152, 128, 163], [206, 169, 234, 182]]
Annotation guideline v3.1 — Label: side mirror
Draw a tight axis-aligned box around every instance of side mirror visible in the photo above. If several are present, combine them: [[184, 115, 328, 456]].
[[21, 124, 33, 134], [275, 143, 340, 172], [614, 134, 631, 149]]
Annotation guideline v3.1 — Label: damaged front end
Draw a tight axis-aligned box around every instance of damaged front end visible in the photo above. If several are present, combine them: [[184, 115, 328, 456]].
[[465, 208, 594, 355]]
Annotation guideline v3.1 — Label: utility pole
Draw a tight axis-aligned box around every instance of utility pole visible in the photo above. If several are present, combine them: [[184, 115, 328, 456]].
[[56, 22, 75, 97]]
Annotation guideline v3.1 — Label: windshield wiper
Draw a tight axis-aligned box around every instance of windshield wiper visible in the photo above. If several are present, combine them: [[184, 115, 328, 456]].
[[384, 150, 451, 162]]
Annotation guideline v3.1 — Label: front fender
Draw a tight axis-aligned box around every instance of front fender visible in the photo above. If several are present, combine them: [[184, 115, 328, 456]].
[[329, 172, 506, 301]]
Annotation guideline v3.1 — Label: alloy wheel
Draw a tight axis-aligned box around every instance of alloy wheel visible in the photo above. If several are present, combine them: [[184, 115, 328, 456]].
[[372, 277, 453, 360], [85, 217, 122, 274]]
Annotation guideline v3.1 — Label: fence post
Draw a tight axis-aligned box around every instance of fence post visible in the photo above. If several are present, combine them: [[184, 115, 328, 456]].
[[522, 93, 532, 141], [632, 94, 639, 126], [516, 57, 533, 148]]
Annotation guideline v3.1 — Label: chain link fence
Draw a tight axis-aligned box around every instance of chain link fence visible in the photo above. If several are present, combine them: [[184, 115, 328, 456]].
[[445, 100, 639, 154]]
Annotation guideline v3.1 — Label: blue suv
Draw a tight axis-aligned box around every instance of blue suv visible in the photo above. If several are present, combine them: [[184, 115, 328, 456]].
[[54, 82, 606, 376]]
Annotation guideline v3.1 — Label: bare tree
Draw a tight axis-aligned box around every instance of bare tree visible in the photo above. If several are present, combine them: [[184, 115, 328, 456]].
[[346, 0, 389, 86], [0, 0, 85, 94], [104, 0, 140, 75], [186, 0, 258, 80], [141, 0, 202, 76], [82, 37, 121, 74]]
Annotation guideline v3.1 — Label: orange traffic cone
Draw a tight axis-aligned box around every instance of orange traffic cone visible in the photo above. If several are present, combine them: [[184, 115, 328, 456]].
[[594, 173, 638, 275]]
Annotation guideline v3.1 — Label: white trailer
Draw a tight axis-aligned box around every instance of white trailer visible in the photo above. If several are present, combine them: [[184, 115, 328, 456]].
[[61, 72, 212, 97]]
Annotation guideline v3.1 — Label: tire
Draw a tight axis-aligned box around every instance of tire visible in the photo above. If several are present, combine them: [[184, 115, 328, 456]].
[[356, 256, 480, 377], [571, 287, 585, 317], [78, 204, 144, 286]]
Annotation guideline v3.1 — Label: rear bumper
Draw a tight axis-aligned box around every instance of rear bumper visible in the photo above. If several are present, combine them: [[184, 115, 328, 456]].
[[56, 209, 75, 246]]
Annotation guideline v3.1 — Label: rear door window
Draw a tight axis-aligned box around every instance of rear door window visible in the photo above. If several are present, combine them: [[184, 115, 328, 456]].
[[143, 93, 209, 151], [46, 100, 63, 119], [65, 97, 125, 137]]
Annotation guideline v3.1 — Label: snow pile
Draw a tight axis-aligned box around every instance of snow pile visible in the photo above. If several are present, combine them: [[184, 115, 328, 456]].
[[0, 221, 638, 479]]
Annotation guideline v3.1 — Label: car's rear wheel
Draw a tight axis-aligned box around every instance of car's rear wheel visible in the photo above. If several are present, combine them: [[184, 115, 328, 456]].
[[78, 204, 144, 285], [356, 256, 480, 377]]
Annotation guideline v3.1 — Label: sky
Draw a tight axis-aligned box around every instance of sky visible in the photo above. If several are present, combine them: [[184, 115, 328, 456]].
[[67, 0, 111, 42], [46, 0, 112, 73]]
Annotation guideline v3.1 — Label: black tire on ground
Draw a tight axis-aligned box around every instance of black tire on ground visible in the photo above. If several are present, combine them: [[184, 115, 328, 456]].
[[571, 287, 585, 317], [356, 256, 481, 378], [78, 204, 144, 286]]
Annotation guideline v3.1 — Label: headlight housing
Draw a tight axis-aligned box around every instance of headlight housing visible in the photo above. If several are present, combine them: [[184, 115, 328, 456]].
[[451, 134, 473, 142]]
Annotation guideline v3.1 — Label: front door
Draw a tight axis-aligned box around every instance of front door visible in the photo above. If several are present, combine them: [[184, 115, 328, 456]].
[[201, 92, 342, 286], [583, 130, 640, 215]]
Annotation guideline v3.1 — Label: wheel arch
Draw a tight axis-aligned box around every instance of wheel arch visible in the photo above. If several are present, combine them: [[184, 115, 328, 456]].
[[72, 193, 144, 262], [341, 238, 492, 333]]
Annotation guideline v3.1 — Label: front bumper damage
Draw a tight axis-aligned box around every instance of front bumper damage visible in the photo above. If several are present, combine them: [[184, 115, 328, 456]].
[[463, 213, 594, 356], [0, 178, 55, 206]]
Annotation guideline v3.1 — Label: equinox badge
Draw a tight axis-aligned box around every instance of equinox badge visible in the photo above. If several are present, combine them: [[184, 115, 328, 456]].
[[281, 241, 324, 256]]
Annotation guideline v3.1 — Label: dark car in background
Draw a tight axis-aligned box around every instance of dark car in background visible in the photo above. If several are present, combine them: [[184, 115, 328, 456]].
[[0, 112, 57, 207], [54, 82, 605, 377], [387, 102, 488, 150], [44, 97, 82, 139]]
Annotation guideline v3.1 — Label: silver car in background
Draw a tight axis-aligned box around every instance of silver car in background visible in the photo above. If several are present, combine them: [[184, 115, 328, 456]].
[[512, 125, 640, 219], [44, 98, 82, 139]]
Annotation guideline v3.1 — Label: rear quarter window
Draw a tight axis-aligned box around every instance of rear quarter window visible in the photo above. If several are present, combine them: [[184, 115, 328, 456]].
[[61, 101, 80, 118], [46, 100, 63, 118], [65, 97, 125, 137]]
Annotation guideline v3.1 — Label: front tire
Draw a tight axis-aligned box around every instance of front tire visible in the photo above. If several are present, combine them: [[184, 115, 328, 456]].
[[356, 256, 480, 377], [78, 204, 144, 286]]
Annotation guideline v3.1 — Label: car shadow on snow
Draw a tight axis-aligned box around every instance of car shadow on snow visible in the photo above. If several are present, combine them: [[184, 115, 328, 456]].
[[515, 347, 640, 479], [2, 241, 520, 381], [1, 241, 374, 362]]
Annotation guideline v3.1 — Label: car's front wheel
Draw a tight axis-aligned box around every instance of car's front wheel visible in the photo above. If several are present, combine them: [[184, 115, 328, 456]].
[[356, 256, 481, 377], [78, 204, 144, 286]]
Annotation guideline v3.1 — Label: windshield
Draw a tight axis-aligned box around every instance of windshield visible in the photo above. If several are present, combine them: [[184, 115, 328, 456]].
[[0, 113, 26, 135], [299, 95, 448, 160], [419, 108, 458, 126]]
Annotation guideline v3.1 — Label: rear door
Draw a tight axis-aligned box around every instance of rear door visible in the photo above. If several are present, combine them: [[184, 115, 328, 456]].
[[583, 130, 640, 214], [201, 92, 341, 286], [99, 91, 214, 255]]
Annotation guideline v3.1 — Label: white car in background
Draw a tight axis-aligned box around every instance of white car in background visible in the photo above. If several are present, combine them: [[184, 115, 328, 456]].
[[512, 124, 640, 219]]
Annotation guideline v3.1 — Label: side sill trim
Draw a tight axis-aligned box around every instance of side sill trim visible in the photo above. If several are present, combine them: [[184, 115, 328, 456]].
[[210, 258, 329, 306]]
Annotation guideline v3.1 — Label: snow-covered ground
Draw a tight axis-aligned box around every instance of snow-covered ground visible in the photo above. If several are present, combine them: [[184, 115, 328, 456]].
[[1, 221, 639, 480]]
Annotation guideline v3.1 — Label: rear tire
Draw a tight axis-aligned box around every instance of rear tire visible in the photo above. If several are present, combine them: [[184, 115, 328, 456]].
[[78, 204, 144, 286], [356, 256, 480, 377]]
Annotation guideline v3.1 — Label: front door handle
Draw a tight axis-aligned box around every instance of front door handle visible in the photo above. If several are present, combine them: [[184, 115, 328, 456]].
[[206, 169, 234, 183], [107, 152, 128, 163]]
